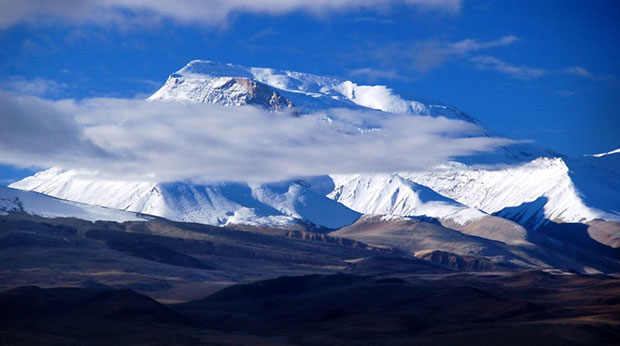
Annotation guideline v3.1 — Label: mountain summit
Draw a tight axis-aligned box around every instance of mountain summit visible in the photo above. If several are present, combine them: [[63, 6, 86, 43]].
[[150, 60, 478, 122]]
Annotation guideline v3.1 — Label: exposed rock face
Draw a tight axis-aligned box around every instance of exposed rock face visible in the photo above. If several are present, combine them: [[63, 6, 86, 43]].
[[150, 74, 296, 113], [414, 249, 494, 271], [233, 77, 295, 111]]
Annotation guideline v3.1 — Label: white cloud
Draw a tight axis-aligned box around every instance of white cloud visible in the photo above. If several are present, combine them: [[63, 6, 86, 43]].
[[0, 0, 461, 29], [0, 91, 512, 183], [470, 55, 547, 79]]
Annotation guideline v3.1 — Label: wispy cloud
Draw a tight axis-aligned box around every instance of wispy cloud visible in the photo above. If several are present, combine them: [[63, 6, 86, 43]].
[[412, 41, 448, 72], [556, 90, 577, 97], [0, 0, 461, 29], [470, 57, 617, 82], [412, 35, 518, 72], [470, 55, 546, 80], [447, 35, 518, 55], [564, 66, 616, 82], [381, 35, 616, 84], [564, 66, 594, 79], [1, 77, 68, 97], [352, 16, 396, 25], [249, 28, 277, 41], [0, 91, 511, 183], [348, 68, 403, 81]]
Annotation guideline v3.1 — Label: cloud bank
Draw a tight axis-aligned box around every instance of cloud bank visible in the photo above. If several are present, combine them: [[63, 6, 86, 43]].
[[0, 91, 512, 183], [0, 0, 461, 29]]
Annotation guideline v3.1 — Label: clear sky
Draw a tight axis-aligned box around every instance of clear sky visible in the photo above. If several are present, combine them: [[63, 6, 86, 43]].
[[0, 0, 618, 183]]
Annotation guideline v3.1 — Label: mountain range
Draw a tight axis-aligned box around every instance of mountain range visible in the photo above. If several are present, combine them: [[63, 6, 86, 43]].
[[4, 60, 620, 271]]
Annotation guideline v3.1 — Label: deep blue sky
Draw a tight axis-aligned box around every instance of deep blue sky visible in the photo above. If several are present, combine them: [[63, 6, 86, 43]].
[[0, 0, 618, 183]]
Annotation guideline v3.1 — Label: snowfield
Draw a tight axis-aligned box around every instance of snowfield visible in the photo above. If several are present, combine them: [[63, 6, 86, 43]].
[[0, 185, 145, 222]]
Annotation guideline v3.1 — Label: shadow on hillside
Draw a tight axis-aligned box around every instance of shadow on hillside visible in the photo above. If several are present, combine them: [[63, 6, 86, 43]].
[[492, 196, 548, 230], [494, 198, 620, 268], [537, 221, 620, 260], [564, 155, 620, 215]]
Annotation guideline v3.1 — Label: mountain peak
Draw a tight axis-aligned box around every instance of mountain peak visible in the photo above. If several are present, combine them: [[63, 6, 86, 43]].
[[151, 60, 482, 124]]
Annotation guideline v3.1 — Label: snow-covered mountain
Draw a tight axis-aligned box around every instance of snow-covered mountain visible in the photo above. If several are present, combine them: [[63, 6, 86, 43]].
[[149, 60, 478, 122], [326, 155, 620, 229], [0, 185, 145, 222], [150, 74, 295, 112], [150, 60, 556, 164], [10, 168, 360, 229], [402, 155, 620, 228], [9, 60, 620, 238], [328, 173, 486, 225]]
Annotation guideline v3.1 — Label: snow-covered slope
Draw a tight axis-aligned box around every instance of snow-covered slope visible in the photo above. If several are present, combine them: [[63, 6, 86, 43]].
[[326, 173, 531, 244], [400, 156, 620, 228], [328, 173, 486, 225], [0, 185, 145, 222], [10, 168, 360, 229], [327, 151, 620, 229]]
